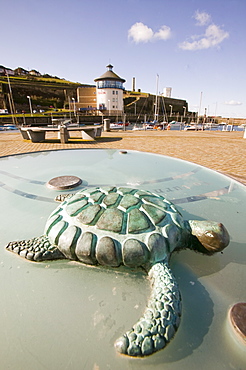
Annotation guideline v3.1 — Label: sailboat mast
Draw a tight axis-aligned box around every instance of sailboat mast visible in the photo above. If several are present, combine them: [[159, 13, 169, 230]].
[[6, 72, 17, 125], [154, 74, 159, 122]]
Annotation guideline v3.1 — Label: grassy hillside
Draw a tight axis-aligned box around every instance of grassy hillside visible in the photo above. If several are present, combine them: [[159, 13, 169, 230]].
[[0, 75, 91, 112]]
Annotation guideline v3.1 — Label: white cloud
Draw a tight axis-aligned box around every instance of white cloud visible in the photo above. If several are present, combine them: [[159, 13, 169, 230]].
[[206, 24, 229, 45], [128, 22, 171, 43], [194, 10, 211, 26], [224, 100, 242, 106], [179, 10, 229, 51], [179, 24, 229, 50], [128, 22, 153, 43], [153, 25, 171, 40]]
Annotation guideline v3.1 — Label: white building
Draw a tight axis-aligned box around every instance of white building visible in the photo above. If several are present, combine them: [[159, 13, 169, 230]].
[[94, 64, 125, 116], [163, 87, 172, 98]]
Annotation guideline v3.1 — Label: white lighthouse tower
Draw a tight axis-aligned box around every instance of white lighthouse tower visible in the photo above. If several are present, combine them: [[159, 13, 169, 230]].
[[94, 64, 125, 116]]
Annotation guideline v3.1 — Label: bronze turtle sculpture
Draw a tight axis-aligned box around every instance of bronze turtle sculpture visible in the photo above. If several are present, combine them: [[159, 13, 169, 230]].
[[6, 186, 229, 357]]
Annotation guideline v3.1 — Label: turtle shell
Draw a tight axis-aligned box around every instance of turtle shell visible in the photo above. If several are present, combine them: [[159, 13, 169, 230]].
[[44, 187, 185, 267]]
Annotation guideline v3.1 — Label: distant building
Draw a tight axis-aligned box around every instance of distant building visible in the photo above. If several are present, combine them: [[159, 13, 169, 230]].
[[0, 65, 14, 76], [0, 66, 41, 77], [94, 64, 125, 116], [76, 86, 97, 113], [14, 67, 29, 75], [163, 87, 172, 98], [29, 69, 41, 76]]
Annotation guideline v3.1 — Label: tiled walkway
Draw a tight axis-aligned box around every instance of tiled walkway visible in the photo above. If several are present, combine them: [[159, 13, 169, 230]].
[[0, 129, 245, 185]]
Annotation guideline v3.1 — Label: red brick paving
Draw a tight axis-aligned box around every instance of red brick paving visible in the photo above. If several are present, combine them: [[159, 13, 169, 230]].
[[0, 129, 245, 185]]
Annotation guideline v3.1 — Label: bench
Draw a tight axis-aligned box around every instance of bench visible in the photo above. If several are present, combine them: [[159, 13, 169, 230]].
[[20, 125, 102, 143]]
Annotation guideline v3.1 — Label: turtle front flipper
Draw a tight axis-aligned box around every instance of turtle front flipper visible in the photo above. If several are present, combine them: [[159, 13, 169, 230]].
[[6, 235, 65, 262], [114, 261, 182, 357]]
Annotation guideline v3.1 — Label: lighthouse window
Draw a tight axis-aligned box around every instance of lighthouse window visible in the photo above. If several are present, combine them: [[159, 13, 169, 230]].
[[96, 81, 124, 89], [112, 91, 115, 94], [116, 91, 118, 95]]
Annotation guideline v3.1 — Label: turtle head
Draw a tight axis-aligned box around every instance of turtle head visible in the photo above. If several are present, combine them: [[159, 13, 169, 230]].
[[187, 220, 230, 254]]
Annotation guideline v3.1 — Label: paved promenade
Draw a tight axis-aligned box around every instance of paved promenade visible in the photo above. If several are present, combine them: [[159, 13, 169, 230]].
[[0, 129, 245, 185]]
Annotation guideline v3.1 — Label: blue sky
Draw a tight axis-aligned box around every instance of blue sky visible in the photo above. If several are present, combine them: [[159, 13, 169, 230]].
[[1, 0, 246, 118]]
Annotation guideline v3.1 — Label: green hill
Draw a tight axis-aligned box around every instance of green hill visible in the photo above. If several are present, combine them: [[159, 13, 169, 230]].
[[0, 75, 91, 113]]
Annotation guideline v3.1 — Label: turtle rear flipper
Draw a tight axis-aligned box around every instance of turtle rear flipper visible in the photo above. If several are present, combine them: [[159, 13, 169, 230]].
[[114, 261, 182, 357], [6, 235, 65, 262]]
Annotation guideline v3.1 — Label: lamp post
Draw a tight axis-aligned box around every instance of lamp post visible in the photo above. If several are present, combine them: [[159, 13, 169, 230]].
[[182, 106, 186, 128], [203, 107, 207, 130], [72, 97, 76, 117], [169, 105, 173, 119], [196, 91, 203, 128], [108, 99, 110, 116], [68, 96, 72, 120], [27, 96, 33, 116]]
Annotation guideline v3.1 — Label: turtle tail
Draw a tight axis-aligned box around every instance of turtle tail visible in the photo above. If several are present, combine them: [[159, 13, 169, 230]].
[[6, 235, 65, 262], [114, 261, 182, 357]]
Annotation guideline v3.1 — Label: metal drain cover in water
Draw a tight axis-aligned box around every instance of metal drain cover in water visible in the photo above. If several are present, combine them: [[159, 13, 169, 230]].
[[46, 175, 82, 190]]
